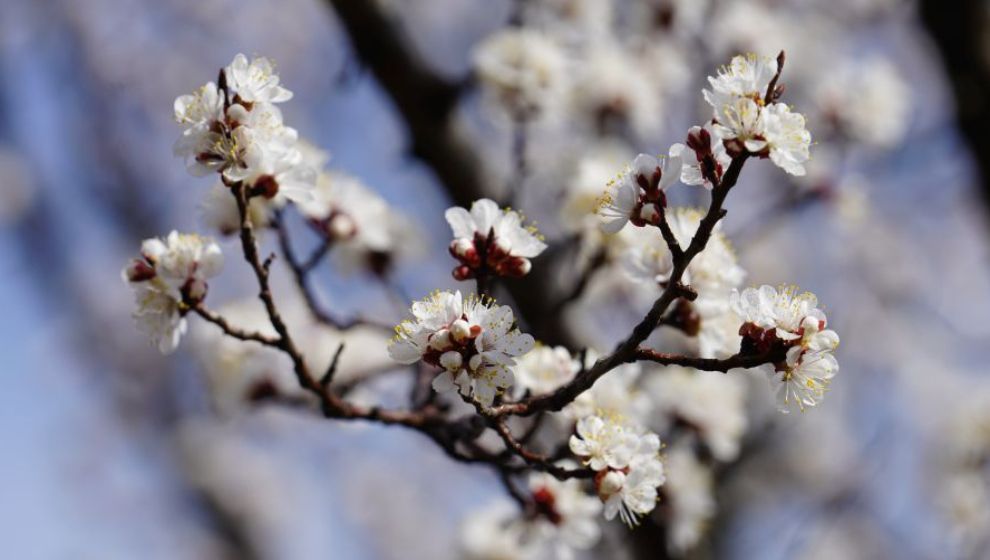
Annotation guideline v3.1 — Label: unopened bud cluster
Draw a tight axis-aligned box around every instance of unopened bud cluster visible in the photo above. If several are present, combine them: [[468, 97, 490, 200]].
[[445, 198, 547, 280], [597, 152, 682, 234]]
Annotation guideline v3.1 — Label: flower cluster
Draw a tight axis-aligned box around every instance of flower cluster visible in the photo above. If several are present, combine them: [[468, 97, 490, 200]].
[[524, 470, 603, 557], [512, 344, 579, 398], [670, 123, 731, 190], [596, 152, 683, 234], [569, 413, 665, 526], [701, 53, 811, 176], [297, 153, 418, 276], [621, 207, 745, 357], [122, 231, 223, 353], [173, 53, 314, 205], [446, 199, 547, 280], [388, 290, 535, 406], [643, 367, 748, 461], [730, 285, 840, 412], [472, 28, 570, 121], [459, 468, 601, 560]]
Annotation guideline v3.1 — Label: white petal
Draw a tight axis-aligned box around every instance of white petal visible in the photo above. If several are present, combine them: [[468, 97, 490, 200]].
[[444, 207, 476, 239]]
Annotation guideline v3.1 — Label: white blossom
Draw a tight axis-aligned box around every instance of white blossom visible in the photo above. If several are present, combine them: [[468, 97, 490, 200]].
[[570, 413, 665, 526], [814, 56, 910, 148], [569, 414, 642, 471], [298, 170, 418, 275], [224, 53, 293, 104], [173, 54, 315, 203], [761, 102, 812, 176], [388, 291, 535, 406], [598, 450, 665, 527], [703, 53, 778, 112], [560, 142, 634, 230], [460, 501, 535, 560], [122, 231, 223, 354], [128, 284, 188, 355], [571, 42, 664, 135], [446, 198, 547, 279], [730, 285, 840, 413], [596, 152, 682, 234], [526, 469, 603, 558], [704, 53, 811, 175], [662, 445, 716, 553], [173, 82, 224, 128], [643, 367, 748, 461], [769, 346, 839, 413], [513, 345, 578, 398], [473, 29, 570, 120], [669, 123, 731, 190], [730, 285, 833, 343]]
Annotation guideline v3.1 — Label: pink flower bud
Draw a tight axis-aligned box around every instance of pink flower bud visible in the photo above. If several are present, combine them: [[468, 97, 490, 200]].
[[327, 213, 357, 240], [452, 265, 475, 281], [125, 259, 156, 282], [492, 236, 512, 259], [185, 278, 209, 302], [639, 203, 660, 224], [496, 257, 531, 278], [449, 238, 480, 267]]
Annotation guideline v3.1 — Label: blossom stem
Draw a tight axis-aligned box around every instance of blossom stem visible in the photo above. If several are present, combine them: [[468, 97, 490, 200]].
[[274, 212, 392, 332]]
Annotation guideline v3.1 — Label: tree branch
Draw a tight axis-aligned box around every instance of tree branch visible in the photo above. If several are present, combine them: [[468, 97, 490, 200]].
[[189, 302, 281, 347], [492, 155, 750, 417]]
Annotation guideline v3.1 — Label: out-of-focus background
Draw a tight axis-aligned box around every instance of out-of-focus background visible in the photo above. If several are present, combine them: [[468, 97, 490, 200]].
[[3, 0, 990, 558]]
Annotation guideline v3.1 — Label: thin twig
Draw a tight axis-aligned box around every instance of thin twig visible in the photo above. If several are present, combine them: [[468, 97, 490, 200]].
[[274, 213, 392, 332], [492, 419, 594, 480], [320, 342, 346, 387], [189, 303, 281, 347]]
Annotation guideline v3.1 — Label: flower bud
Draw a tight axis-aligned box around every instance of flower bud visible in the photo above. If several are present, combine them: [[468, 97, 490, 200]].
[[598, 470, 625, 498], [450, 238, 475, 258], [429, 329, 452, 351], [492, 236, 512, 259], [124, 259, 156, 282], [801, 315, 820, 334], [450, 319, 472, 343], [639, 203, 660, 224], [185, 278, 208, 302], [327, 213, 357, 240], [496, 257, 531, 278], [452, 265, 475, 281], [439, 351, 463, 371], [251, 174, 280, 199], [686, 125, 712, 157]]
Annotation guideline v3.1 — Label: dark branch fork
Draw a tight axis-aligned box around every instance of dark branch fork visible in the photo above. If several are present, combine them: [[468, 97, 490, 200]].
[[273, 212, 392, 332], [492, 154, 753, 417]]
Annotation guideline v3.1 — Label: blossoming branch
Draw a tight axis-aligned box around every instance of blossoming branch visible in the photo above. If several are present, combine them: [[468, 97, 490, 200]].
[[123, 50, 840, 558]]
